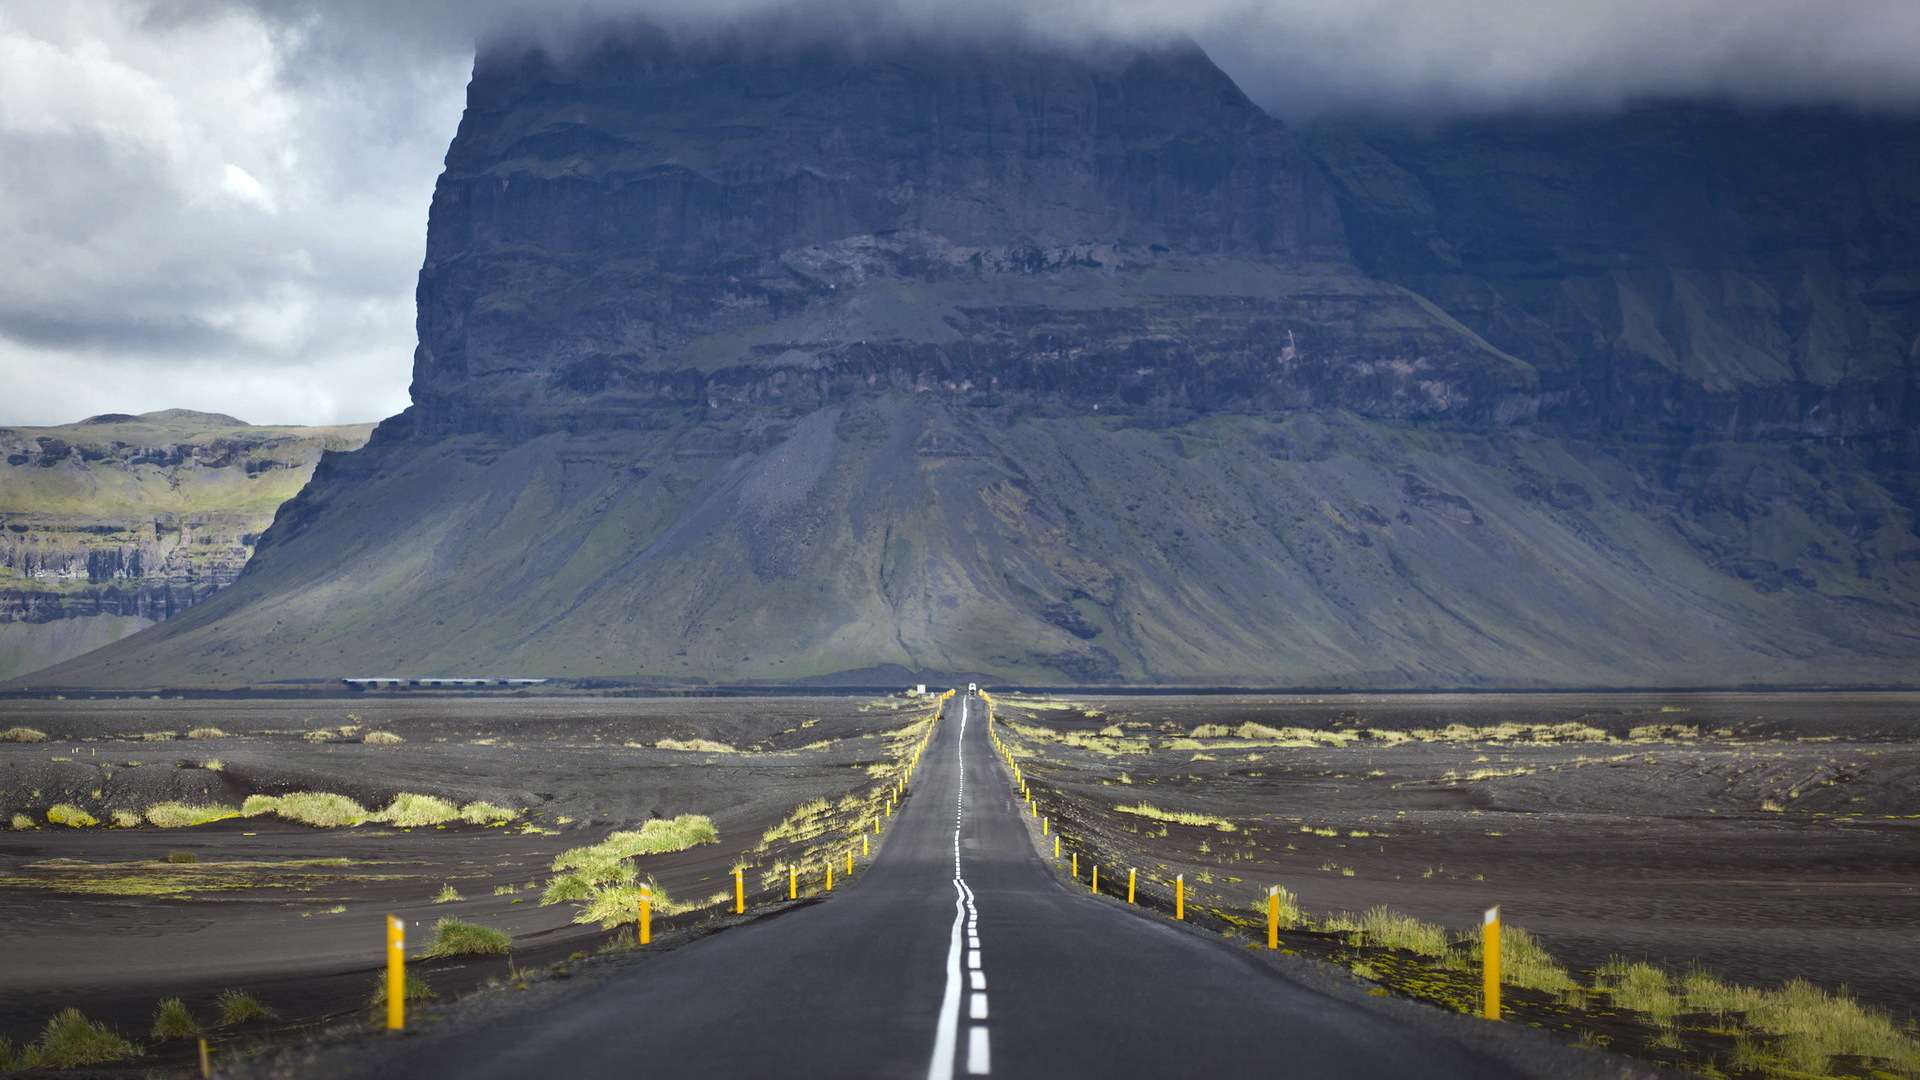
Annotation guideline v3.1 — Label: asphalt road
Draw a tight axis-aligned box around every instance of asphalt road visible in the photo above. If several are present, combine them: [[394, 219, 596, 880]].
[[369, 694, 1526, 1078]]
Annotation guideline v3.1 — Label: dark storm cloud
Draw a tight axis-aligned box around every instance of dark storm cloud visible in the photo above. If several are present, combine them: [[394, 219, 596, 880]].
[[3, 0, 1917, 427]]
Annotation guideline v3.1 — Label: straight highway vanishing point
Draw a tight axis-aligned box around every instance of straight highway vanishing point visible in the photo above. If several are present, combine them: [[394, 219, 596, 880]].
[[358, 693, 1529, 1079]]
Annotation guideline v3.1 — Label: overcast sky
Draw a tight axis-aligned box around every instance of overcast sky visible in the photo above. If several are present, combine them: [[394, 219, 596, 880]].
[[4, 0, 1919, 428]]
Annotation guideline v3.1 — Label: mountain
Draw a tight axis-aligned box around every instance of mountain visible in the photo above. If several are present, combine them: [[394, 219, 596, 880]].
[[0, 411, 373, 680], [17, 29, 1919, 690]]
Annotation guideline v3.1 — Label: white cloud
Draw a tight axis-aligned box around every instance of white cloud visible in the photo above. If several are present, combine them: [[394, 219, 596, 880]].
[[0, 0, 465, 427]]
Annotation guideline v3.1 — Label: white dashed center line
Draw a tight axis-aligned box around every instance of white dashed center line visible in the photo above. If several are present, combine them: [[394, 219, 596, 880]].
[[927, 695, 991, 1078]]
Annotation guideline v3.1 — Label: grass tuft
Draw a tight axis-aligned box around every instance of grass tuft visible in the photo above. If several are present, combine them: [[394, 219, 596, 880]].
[[432, 883, 462, 903], [0, 726, 48, 742], [458, 801, 515, 824], [30, 1007, 139, 1067], [1501, 926, 1578, 993], [149, 997, 199, 1040], [185, 728, 228, 740], [8, 812, 34, 829], [378, 793, 459, 827], [1339, 906, 1452, 957], [419, 917, 512, 958], [111, 809, 143, 827], [655, 737, 735, 753], [362, 731, 404, 745], [241, 792, 369, 827], [1112, 802, 1236, 831], [145, 802, 238, 828], [545, 815, 719, 913], [1250, 886, 1306, 929], [366, 971, 435, 1008], [47, 803, 99, 827], [214, 989, 274, 1026], [163, 849, 199, 863]]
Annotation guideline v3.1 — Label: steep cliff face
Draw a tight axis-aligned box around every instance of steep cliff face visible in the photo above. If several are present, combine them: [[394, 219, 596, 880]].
[[1303, 106, 1920, 442], [19, 32, 1920, 689], [408, 30, 1534, 436], [0, 412, 372, 679]]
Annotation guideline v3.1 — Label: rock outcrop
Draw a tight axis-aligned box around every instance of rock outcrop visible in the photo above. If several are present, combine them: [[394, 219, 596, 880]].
[[17, 30, 1920, 689]]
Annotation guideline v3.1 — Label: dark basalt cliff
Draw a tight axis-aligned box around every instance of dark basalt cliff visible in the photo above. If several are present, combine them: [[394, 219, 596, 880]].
[[1305, 106, 1920, 442], [20, 31, 1920, 689], [407, 29, 1532, 436]]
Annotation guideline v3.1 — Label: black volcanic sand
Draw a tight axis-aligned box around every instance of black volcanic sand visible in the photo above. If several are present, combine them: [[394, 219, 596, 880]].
[[0, 694, 928, 1065], [999, 692, 1920, 1023]]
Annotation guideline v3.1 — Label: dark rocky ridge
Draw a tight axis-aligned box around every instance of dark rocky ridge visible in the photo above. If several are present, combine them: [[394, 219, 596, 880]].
[[18, 30, 1920, 689]]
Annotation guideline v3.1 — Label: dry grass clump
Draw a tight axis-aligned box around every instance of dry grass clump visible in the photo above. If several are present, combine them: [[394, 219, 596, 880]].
[[0, 726, 48, 742], [149, 997, 199, 1039], [214, 990, 274, 1026], [1250, 886, 1306, 930], [18, 1008, 139, 1068], [8, 812, 34, 829], [1592, 961, 1920, 1076], [142, 730, 176, 741], [241, 792, 369, 827], [111, 809, 143, 827], [46, 803, 98, 827], [545, 815, 719, 909], [366, 971, 434, 1008], [458, 801, 515, 824], [185, 728, 228, 739], [420, 917, 512, 957], [1324, 906, 1452, 957], [433, 882, 462, 903], [568, 815, 720, 862], [361, 731, 404, 744], [572, 879, 702, 928], [144, 802, 238, 828], [655, 737, 735, 753], [379, 793, 458, 826], [1113, 802, 1236, 831], [163, 849, 199, 863], [1499, 926, 1578, 993], [758, 798, 834, 846]]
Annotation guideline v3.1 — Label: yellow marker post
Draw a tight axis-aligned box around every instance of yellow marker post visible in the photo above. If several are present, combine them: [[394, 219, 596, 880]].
[[863, 833, 870, 856], [1128, 868, 1137, 904], [1175, 875, 1185, 920], [826, 863, 834, 891], [1042, 817, 1049, 835], [1071, 852, 1078, 878], [1053, 835, 1061, 858], [1267, 886, 1280, 949], [1091, 864, 1099, 894], [734, 868, 745, 914], [874, 817, 881, 834], [639, 883, 652, 945], [385, 914, 405, 1030], [847, 852, 855, 875], [788, 865, 798, 899], [198, 1038, 210, 1078], [1483, 906, 1502, 1020]]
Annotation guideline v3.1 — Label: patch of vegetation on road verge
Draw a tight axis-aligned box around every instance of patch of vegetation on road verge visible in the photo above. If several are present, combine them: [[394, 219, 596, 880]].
[[420, 917, 512, 957]]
